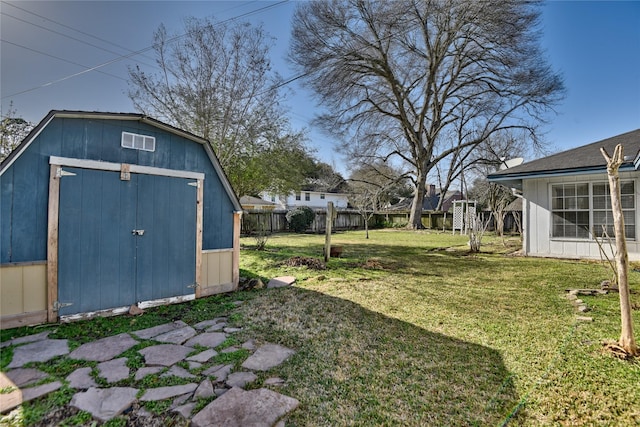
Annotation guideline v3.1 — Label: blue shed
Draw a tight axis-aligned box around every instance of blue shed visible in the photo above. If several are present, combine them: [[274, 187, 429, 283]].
[[0, 111, 242, 329]]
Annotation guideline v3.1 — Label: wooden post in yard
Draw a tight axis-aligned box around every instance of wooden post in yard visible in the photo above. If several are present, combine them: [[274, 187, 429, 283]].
[[324, 202, 334, 262], [601, 144, 638, 356]]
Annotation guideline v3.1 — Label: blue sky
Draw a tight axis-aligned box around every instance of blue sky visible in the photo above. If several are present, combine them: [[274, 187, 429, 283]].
[[1, 1, 639, 174]]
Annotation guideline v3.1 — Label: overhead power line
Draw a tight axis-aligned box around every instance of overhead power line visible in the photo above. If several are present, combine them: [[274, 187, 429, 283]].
[[1, 39, 128, 82], [1, 0, 290, 100]]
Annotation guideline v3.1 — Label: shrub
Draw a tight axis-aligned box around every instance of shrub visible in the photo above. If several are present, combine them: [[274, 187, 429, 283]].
[[286, 206, 315, 233]]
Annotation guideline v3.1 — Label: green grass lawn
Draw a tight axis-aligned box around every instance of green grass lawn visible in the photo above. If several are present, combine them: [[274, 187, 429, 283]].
[[237, 230, 640, 426], [2, 229, 639, 426]]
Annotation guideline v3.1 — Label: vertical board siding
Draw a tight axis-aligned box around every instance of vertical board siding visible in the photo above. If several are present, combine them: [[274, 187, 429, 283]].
[[0, 168, 13, 263], [58, 169, 197, 316], [1, 116, 236, 267]]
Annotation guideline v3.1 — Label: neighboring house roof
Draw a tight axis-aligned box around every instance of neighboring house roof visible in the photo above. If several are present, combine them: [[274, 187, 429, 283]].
[[388, 190, 463, 212], [505, 197, 522, 212], [240, 195, 276, 208], [0, 110, 242, 211], [488, 129, 640, 189]]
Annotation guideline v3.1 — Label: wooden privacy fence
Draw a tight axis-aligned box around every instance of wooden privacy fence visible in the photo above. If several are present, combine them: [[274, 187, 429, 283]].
[[241, 209, 522, 235]]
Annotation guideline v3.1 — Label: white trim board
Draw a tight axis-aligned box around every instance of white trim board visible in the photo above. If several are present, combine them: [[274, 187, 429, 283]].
[[49, 156, 205, 180]]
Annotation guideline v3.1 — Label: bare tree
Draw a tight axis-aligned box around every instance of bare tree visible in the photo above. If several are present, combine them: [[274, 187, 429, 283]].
[[290, 0, 564, 229], [348, 161, 405, 238], [128, 17, 310, 196], [601, 145, 638, 357], [435, 129, 532, 211]]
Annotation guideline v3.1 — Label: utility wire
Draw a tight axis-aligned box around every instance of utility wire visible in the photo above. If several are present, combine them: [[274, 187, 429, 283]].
[[0, 11, 159, 70], [1, 39, 128, 82], [1, 1, 159, 64], [1, 0, 290, 100]]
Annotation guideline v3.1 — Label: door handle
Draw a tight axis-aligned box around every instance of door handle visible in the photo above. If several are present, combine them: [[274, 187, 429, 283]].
[[132, 229, 145, 236]]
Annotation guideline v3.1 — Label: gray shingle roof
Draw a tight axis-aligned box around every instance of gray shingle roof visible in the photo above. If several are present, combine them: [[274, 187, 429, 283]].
[[489, 129, 640, 179]]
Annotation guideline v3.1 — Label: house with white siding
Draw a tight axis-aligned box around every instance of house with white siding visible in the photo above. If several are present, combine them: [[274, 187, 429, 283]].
[[261, 191, 350, 210], [488, 129, 640, 260]]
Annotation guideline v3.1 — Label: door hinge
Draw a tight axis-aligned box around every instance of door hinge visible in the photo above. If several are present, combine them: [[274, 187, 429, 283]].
[[131, 229, 145, 236], [188, 181, 200, 188], [56, 168, 77, 178], [53, 300, 73, 311], [187, 282, 200, 289]]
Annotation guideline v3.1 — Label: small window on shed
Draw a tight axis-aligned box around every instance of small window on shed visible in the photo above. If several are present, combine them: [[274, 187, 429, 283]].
[[122, 132, 156, 152]]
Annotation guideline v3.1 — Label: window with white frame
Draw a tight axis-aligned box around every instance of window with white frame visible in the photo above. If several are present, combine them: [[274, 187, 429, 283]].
[[551, 181, 635, 240], [320, 193, 325, 200], [295, 192, 301, 201], [122, 132, 155, 152], [592, 181, 635, 239], [305, 192, 310, 201]]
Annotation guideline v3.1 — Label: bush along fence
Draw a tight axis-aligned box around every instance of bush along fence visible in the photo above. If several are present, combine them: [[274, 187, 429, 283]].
[[241, 209, 522, 235]]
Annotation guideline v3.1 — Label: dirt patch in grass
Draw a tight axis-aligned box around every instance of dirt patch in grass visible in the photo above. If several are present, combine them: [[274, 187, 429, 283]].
[[283, 256, 326, 270]]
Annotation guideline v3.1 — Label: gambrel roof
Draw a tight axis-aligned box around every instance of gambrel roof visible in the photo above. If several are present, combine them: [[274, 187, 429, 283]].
[[0, 110, 241, 211]]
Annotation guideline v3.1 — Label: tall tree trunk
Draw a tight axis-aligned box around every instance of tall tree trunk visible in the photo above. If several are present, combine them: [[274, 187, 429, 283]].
[[601, 144, 638, 356], [409, 171, 427, 229]]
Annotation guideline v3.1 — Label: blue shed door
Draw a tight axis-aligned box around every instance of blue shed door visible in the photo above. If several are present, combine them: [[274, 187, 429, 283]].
[[57, 167, 197, 316]]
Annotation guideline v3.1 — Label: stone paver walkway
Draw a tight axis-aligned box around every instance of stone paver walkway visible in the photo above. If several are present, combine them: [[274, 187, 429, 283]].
[[1, 300, 299, 425]]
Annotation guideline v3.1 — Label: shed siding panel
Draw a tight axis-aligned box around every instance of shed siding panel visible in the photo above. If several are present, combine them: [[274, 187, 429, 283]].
[[1, 266, 23, 316], [1, 116, 236, 265], [0, 168, 13, 263], [11, 146, 46, 262], [23, 264, 47, 312]]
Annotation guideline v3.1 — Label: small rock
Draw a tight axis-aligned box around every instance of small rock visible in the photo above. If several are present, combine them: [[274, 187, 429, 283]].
[[139, 344, 193, 366], [578, 305, 590, 312], [129, 304, 144, 316], [132, 321, 189, 340], [140, 384, 198, 401], [69, 334, 137, 362], [193, 318, 226, 330], [135, 367, 164, 381], [98, 357, 130, 383], [194, 379, 214, 399], [67, 367, 97, 389], [221, 346, 240, 353], [223, 327, 242, 333], [576, 316, 593, 322], [186, 349, 218, 363], [242, 344, 296, 371], [153, 326, 198, 345], [241, 339, 257, 351], [226, 371, 257, 389], [70, 387, 138, 422], [171, 393, 192, 408], [267, 276, 296, 289], [8, 339, 69, 368], [188, 361, 202, 370], [190, 387, 300, 427], [184, 332, 227, 349], [172, 402, 196, 418], [205, 364, 233, 382], [5, 368, 49, 388], [162, 365, 196, 379]]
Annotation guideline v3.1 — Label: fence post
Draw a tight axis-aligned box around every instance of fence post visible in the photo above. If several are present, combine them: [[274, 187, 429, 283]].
[[324, 202, 334, 262]]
